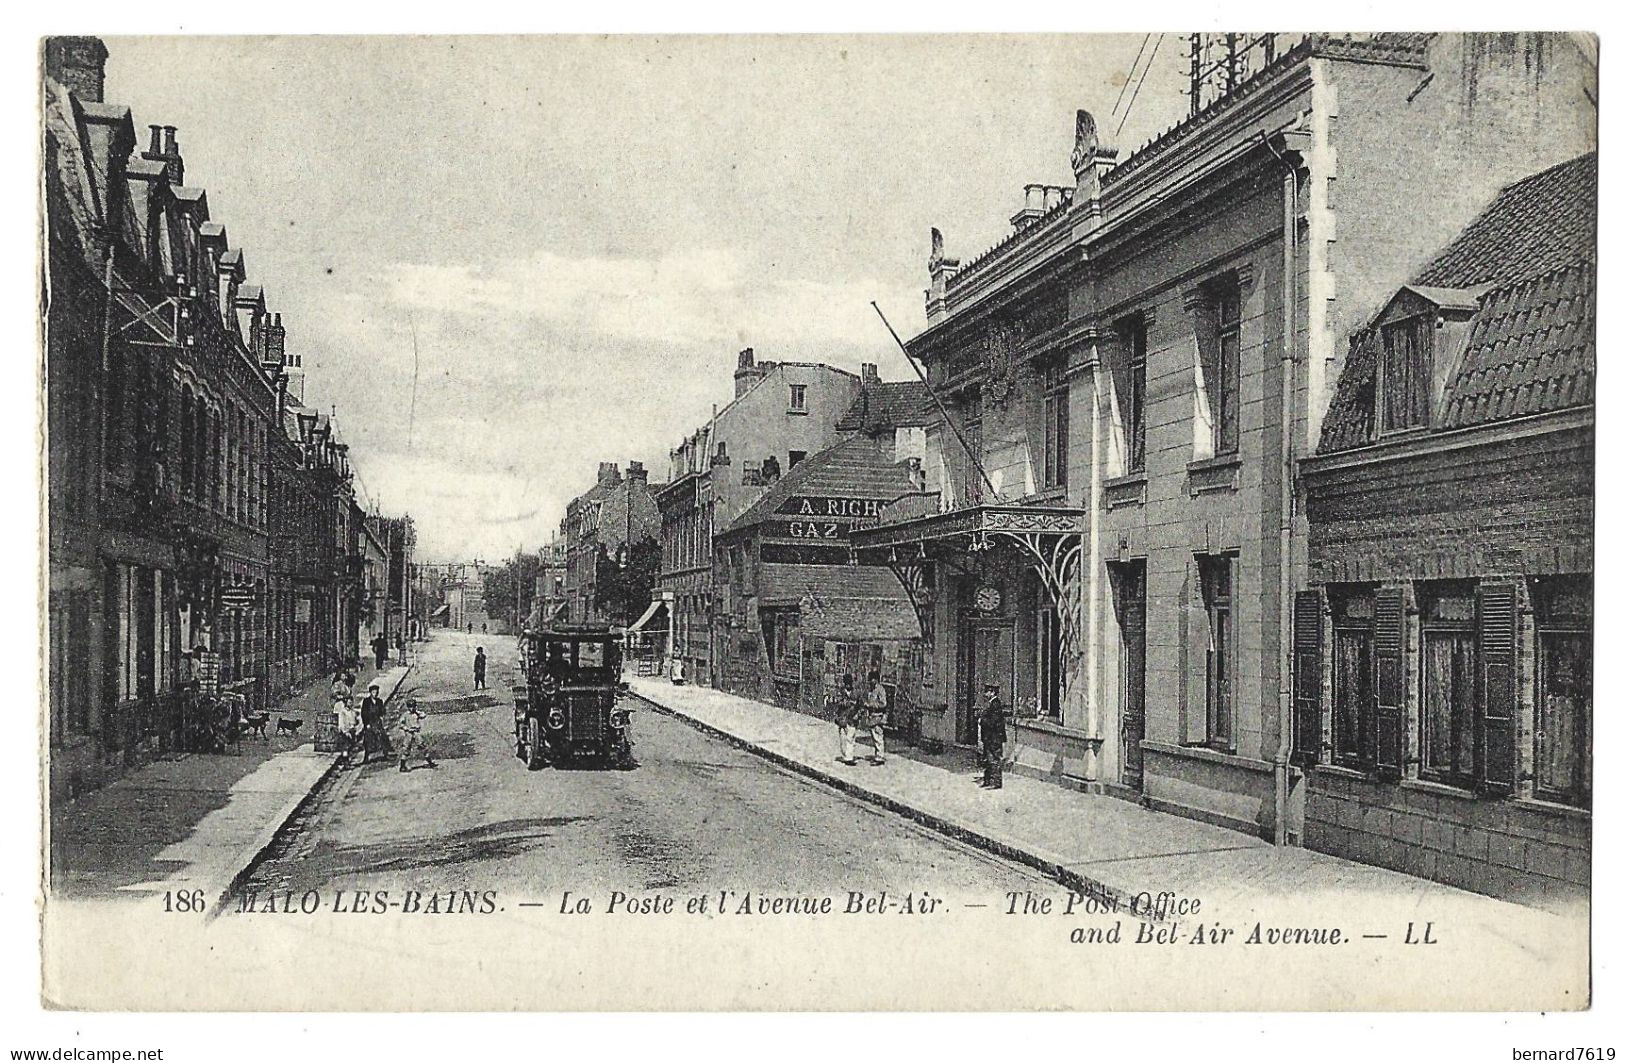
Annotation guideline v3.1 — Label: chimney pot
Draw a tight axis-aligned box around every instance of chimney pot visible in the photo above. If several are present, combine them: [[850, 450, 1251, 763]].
[[148, 125, 164, 155], [861, 362, 879, 384], [163, 126, 178, 154], [737, 347, 755, 368]]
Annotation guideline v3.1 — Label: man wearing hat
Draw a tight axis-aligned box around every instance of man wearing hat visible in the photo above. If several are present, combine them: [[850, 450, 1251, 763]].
[[977, 683, 1008, 789]]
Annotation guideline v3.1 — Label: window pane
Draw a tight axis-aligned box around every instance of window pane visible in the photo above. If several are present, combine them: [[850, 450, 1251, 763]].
[[1421, 630, 1476, 781], [1332, 627, 1372, 766], [1538, 632, 1589, 805]]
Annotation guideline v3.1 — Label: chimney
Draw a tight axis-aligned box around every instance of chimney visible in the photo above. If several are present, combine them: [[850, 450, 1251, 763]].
[[926, 227, 961, 325], [45, 37, 108, 103], [265, 312, 286, 365], [597, 462, 622, 487], [1010, 183, 1046, 231], [627, 460, 648, 485], [734, 347, 767, 398], [861, 362, 880, 385]]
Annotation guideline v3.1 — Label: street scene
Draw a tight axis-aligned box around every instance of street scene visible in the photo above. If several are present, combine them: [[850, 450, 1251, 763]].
[[40, 32, 1596, 1012]]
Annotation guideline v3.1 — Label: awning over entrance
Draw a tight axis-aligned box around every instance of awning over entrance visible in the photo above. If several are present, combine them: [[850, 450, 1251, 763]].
[[629, 598, 669, 633], [799, 594, 921, 642], [848, 501, 1087, 551]]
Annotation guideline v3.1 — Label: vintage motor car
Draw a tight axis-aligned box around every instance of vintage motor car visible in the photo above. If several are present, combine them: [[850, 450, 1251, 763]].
[[514, 625, 635, 770]]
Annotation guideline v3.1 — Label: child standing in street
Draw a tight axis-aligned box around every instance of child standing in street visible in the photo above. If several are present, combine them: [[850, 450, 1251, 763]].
[[398, 697, 436, 772]]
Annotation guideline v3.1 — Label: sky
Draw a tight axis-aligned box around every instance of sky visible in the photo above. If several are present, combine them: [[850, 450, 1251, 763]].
[[103, 35, 1190, 562]]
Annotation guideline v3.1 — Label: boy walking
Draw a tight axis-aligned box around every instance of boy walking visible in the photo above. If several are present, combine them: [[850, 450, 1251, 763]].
[[473, 646, 487, 690], [398, 697, 436, 772]]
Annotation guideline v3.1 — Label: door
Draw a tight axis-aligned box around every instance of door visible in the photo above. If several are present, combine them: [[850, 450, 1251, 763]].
[[960, 620, 1015, 745], [1114, 561, 1147, 790]]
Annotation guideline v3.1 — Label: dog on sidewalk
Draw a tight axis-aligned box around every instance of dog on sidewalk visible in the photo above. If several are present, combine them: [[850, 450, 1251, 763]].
[[243, 712, 270, 738], [275, 717, 303, 737]]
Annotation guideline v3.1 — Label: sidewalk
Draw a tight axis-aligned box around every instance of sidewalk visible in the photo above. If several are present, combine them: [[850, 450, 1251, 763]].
[[628, 676, 1583, 927], [50, 659, 414, 910]]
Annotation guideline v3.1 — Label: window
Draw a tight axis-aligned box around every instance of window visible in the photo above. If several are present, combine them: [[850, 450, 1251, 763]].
[[1330, 590, 1375, 769], [1117, 316, 1147, 474], [961, 391, 984, 504], [1038, 602, 1063, 718], [1380, 317, 1431, 432], [788, 450, 807, 469], [1419, 584, 1477, 786], [1199, 555, 1235, 750], [788, 384, 807, 411], [1533, 576, 1591, 807], [1213, 284, 1241, 454], [1042, 359, 1069, 490]]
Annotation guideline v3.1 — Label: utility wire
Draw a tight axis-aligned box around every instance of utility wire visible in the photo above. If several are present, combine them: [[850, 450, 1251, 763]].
[[1112, 33, 1153, 116], [1115, 32, 1165, 139], [407, 316, 421, 451]]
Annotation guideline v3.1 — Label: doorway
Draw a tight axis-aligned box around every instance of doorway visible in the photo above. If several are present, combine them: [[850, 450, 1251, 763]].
[[958, 617, 1015, 745], [1112, 560, 1147, 790]]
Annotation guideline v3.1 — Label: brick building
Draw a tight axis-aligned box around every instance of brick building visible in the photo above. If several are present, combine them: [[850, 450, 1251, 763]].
[[711, 376, 935, 708], [1297, 153, 1594, 906], [656, 349, 863, 684], [562, 461, 661, 626], [44, 38, 403, 798], [851, 33, 1595, 846]]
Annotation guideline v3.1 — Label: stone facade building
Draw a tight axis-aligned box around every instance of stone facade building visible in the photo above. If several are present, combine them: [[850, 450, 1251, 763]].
[[851, 33, 1595, 850], [656, 349, 863, 684], [1298, 153, 1594, 906], [562, 461, 662, 626]]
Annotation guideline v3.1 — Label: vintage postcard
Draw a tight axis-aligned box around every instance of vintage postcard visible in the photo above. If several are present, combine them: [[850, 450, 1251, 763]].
[[39, 31, 1596, 1012]]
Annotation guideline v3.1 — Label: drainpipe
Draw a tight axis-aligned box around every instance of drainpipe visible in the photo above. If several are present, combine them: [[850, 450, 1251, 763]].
[[1266, 127, 1308, 847], [1084, 338, 1105, 782]]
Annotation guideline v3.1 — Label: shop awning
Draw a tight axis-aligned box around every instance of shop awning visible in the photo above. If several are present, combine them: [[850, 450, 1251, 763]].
[[798, 594, 921, 642], [430, 604, 450, 618], [629, 599, 669, 633], [849, 501, 1087, 552]]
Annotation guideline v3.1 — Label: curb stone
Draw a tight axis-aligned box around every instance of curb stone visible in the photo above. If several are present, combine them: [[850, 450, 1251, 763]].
[[628, 691, 1145, 917], [207, 661, 415, 920]]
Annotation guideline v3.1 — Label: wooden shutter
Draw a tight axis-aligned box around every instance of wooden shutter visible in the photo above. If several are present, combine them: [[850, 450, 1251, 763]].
[[1372, 588, 1405, 780], [1291, 590, 1323, 767], [1477, 582, 1518, 795]]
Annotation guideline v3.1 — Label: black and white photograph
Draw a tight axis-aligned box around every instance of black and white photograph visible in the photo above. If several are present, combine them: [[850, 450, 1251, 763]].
[[29, 24, 1601, 1023]]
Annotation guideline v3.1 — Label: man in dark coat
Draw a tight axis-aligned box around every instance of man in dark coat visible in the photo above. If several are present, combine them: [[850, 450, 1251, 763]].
[[978, 683, 1008, 789], [359, 682, 388, 764], [474, 646, 488, 690], [371, 633, 388, 671]]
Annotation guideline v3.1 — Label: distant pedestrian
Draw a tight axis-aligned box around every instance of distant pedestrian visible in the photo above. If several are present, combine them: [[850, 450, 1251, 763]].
[[332, 671, 359, 766], [978, 683, 1007, 789], [398, 697, 435, 772], [468, 622, 473, 635], [359, 682, 387, 764], [833, 673, 859, 766], [395, 634, 406, 665], [862, 670, 889, 765], [371, 633, 388, 671], [474, 646, 487, 690], [481, 622, 487, 634]]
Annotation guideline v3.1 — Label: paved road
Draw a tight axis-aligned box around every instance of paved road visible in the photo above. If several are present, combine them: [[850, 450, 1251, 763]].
[[240, 632, 1044, 902]]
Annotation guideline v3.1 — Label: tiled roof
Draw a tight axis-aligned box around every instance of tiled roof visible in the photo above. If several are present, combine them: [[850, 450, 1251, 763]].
[[799, 593, 921, 642], [1318, 152, 1596, 454], [755, 563, 907, 608], [723, 435, 919, 535], [835, 381, 939, 432], [1413, 153, 1597, 289]]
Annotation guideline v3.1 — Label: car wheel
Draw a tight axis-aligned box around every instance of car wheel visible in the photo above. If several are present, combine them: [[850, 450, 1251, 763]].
[[526, 717, 545, 771]]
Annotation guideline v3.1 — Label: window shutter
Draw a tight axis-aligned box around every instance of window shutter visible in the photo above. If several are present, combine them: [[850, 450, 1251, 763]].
[[1477, 581, 1518, 795], [1291, 590, 1323, 767], [1373, 588, 1405, 780]]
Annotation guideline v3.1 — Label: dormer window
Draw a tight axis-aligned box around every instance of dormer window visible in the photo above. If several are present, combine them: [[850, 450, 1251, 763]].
[[1379, 316, 1431, 433]]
